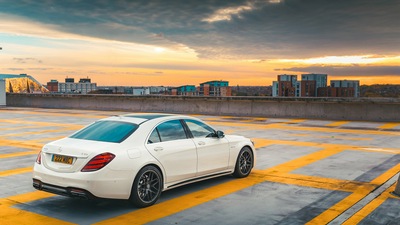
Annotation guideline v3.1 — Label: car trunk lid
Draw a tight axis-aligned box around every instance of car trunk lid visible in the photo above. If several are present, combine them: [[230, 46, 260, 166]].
[[41, 138, 115, 173]]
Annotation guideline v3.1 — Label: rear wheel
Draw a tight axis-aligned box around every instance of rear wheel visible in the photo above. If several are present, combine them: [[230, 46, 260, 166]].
[[233, 147, 253, 178], [130, 165, 162, 208]]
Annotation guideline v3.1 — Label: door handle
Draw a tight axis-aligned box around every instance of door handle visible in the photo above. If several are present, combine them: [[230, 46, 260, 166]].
[[154, 147, 164, 151], [198, 141, 206, 146]]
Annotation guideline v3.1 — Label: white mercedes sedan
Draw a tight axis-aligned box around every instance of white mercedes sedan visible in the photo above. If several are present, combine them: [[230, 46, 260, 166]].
[[33, 113, 255, 207]]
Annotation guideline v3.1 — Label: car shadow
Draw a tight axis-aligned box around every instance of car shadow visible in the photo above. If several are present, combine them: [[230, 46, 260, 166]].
[[16, 175, 234, 224]]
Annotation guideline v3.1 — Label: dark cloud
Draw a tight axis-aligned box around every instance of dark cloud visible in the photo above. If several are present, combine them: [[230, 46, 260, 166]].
[[275, 65, 400, 76], [1, 0, 399, 59]]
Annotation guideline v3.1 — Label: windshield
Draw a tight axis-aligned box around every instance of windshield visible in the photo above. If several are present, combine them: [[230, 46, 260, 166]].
[[70, 121, 138, 143]]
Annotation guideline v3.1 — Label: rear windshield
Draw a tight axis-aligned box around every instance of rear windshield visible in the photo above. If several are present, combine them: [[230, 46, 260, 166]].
[[70, 121, 138, 143]]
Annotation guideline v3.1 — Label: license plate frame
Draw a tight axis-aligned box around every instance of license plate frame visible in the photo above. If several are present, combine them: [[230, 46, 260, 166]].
[[52, 154, 74, 165]]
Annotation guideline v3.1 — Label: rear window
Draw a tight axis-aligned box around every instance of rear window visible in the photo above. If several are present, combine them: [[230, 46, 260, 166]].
[[70, 121, 138, 143]]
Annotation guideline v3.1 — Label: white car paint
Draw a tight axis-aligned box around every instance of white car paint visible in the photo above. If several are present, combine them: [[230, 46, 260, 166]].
[[33, 113, 255, 205]]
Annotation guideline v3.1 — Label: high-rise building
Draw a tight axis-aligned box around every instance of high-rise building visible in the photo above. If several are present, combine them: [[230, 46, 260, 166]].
[[46, 80, 59, 92], [58, 77, 97, 94], [176, 85, 196, 96], [330, 80, 360, 97], [301, 74, 327, 97], [273, 74, 298, 97], [198, 80, 231, 96]]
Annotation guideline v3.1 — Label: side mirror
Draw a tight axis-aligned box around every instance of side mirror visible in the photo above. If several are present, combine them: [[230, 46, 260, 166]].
[[216, 130, 225, 138]]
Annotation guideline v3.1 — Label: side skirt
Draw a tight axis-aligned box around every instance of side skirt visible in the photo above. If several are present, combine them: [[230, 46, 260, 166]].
[[166, 171, 232, 190]]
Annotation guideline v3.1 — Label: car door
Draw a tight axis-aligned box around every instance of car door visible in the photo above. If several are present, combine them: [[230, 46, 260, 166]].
[[146, 119, 197, 183], [184, 119, 230, 176]]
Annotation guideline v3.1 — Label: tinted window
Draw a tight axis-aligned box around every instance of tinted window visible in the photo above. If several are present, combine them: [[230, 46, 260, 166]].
[[148, 129, 161, 144], [157, 120, 187, 142], [70, 121, 138, 143], [185, 119, 215, 138]]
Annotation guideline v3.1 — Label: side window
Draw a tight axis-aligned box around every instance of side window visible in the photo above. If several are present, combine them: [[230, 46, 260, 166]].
[[185, 119, 215, 138], [148, 128, 160, 144], [157, 120, 187, 142]]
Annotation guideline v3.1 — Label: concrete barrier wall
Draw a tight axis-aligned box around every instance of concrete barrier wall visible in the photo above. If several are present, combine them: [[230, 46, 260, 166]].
[[6, 93, 400, 121]]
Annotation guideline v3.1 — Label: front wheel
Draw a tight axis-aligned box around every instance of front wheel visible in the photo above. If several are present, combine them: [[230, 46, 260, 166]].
[[130, 165, 162, 208], [232, 147, 253, 178]]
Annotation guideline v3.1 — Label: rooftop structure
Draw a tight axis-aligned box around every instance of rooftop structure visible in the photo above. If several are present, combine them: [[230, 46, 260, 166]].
[[0, 73, 48, 93]]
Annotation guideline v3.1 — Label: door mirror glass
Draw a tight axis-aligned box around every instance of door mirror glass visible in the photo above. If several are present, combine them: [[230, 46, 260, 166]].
[[216, 130, 225, 138]]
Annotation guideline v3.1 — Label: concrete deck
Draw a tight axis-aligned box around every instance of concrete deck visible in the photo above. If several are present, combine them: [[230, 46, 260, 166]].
[[0, 107, 399, 225]]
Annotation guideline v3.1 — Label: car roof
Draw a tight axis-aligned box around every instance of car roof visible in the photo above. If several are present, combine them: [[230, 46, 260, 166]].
[[100, 113, 193, 125]]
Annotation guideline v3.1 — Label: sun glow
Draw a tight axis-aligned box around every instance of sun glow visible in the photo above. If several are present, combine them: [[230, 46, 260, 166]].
[[154, 47, 165, 53]]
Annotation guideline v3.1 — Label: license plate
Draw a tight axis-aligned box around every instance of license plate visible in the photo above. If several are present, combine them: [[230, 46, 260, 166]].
[[52, 154, 74, 165]]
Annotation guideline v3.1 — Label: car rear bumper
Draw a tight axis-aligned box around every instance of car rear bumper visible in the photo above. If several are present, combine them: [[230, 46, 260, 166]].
[[33, 178, 96, 199], [33, 163, 134, 199]]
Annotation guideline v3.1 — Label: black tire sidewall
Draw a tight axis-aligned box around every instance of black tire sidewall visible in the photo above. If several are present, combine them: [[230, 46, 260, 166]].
[[233, 147, 253, 178], [130, 165, 162, 208]]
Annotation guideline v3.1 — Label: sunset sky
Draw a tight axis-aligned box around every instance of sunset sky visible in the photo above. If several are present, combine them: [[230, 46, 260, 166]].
[[0, 0, 399, 86]]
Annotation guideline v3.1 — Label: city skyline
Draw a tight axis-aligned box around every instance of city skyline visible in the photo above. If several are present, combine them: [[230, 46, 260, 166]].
[[0, 0, 399, 86]]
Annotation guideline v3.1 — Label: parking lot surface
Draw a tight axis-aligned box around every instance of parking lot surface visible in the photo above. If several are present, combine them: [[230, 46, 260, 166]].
[[0, 107, 399, 225]]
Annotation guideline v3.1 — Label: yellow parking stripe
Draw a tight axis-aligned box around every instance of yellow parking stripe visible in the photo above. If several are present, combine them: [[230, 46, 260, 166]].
[[95, 174, 265, 225], [266, 146, 344, 174], [259, 172, 377, 193], [0, 108, 105, 119], [326, 121, 349, 127], [0, 167, 32, 177], [0, 151, 38, 159], [0, 191, 74, 225], [378, 122, 400, 130], [0, 119, 83, 130], [0, 139, 42, 150], [342, 184, 396, 225], [306, 163, 400, 224], [286, 119, 306, 124]]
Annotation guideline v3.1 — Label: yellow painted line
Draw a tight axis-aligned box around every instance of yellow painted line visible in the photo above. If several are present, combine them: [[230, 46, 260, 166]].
[[306, 163, 400, 224], [2, 129, 74, 137], [0, 151, 38, 159], [95, 173, 265, 225], [30, 136, 67, 144], [355, 147, 400, 155], [306, 186, 375, 225], [370, 162, 400, 186], [0, 167, 32, 177], [326, 121, 349, 127], [318, 135, 371, 141], [257, 171, 376, 193], [0, 126, 40, 131], [0, 108, 105, 119], [0, 139, 42, 150], [266, 146, 344, 174], [290, 133, 372, 141], [252, 138, 400, 156], [0, 119, 84, 130], [253, 139, 272, 149], [0, 191, 74, 225], [95, 145, 346, 225], [378, 122, 400, 130], [210, 120, 400, 136], [286, 119, 306, 124], [279, 125, 400, 136], [342, 184, 396, 225]]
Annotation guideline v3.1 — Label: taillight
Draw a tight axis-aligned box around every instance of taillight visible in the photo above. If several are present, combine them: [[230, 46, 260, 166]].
[[81, 153, 115, 172], [36, 151, 42, 164]]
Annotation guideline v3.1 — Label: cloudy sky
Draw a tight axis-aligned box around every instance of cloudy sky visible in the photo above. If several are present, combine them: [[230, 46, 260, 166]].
[[0, 0, 399, 86]]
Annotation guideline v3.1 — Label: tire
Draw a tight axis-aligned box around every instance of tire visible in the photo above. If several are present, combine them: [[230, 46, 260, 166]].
[[130, 165, 162, 208], [232, 147, 253, 178]]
